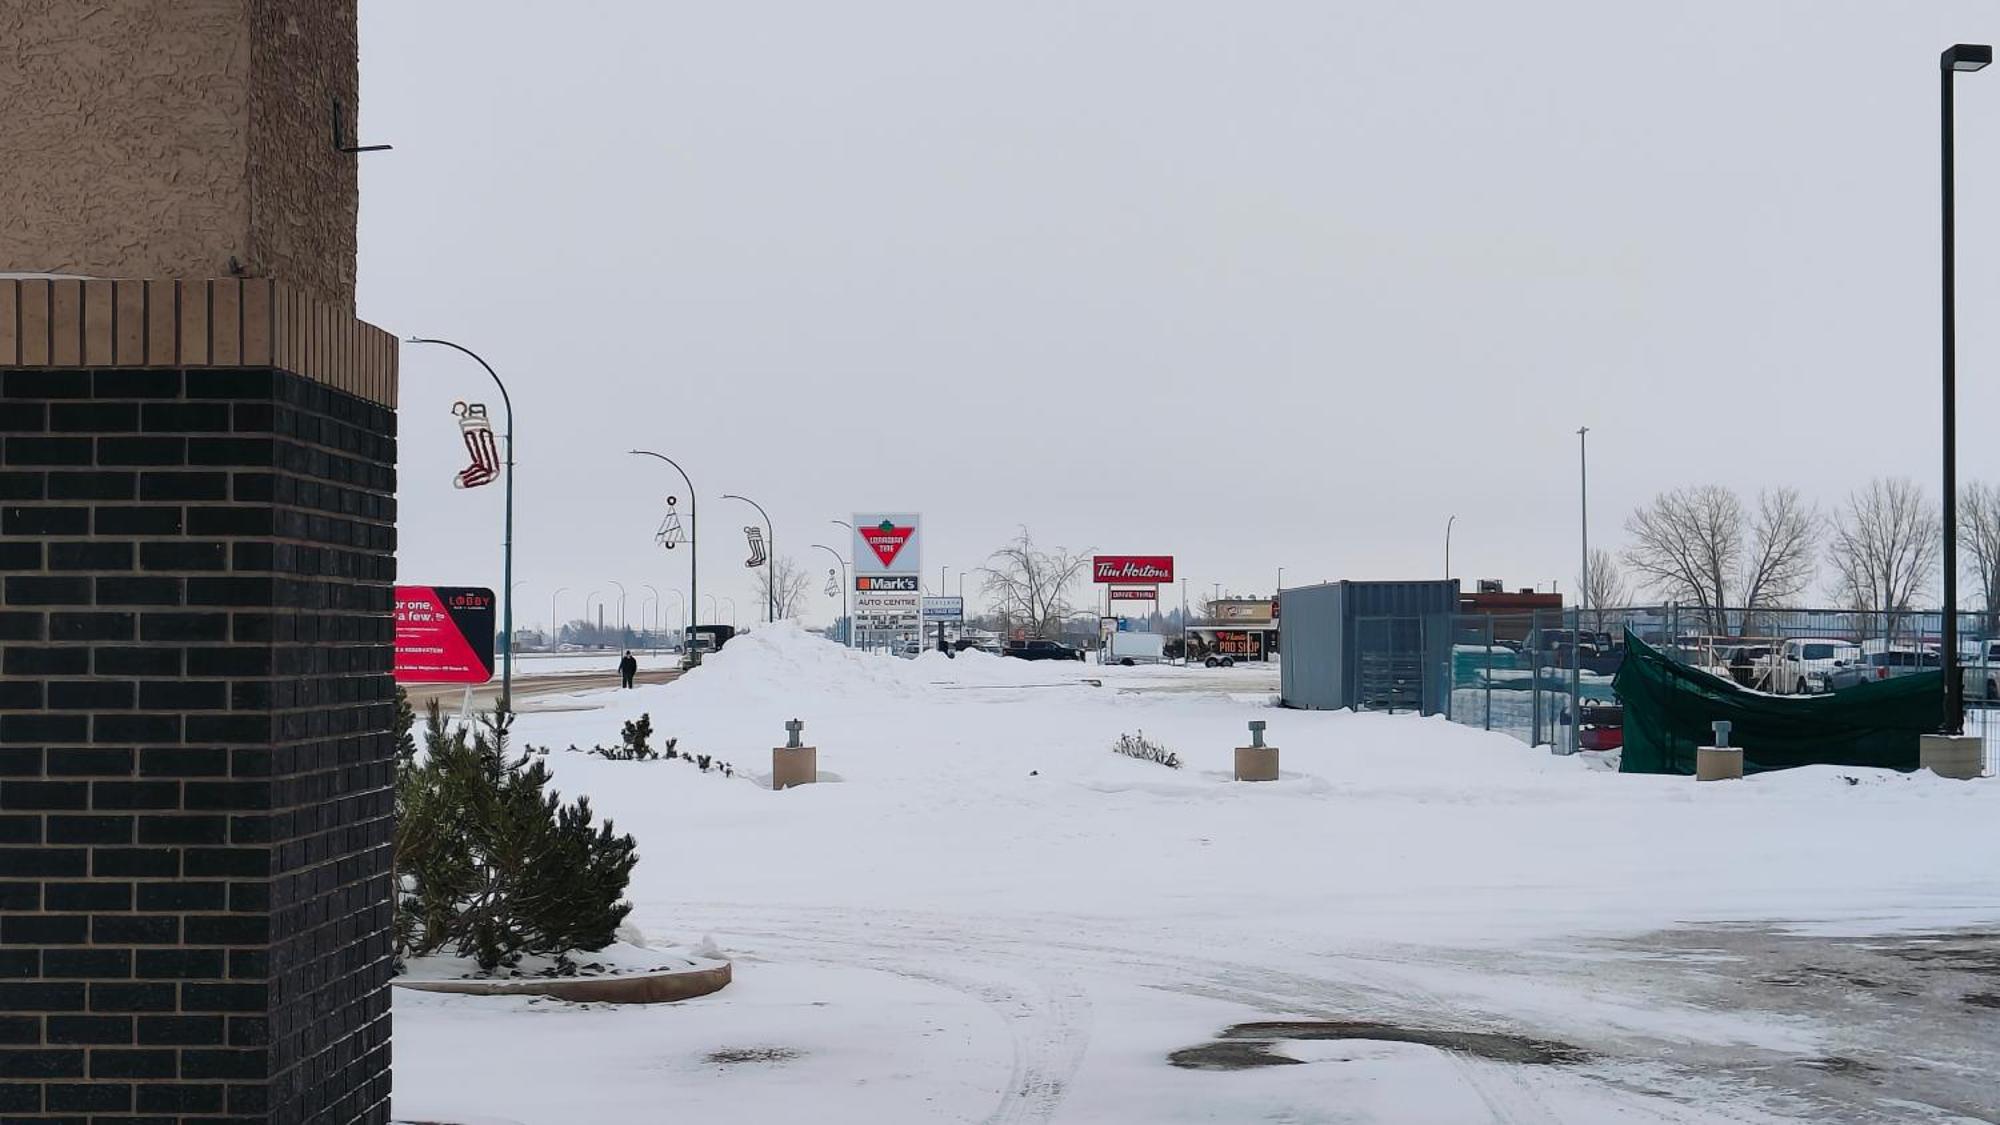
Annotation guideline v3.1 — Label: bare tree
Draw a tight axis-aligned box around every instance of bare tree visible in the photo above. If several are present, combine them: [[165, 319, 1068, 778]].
[[754, 555, 814, 621], [1579, 548, 1629, 633], [1962, 481, 2000, 633], [980, 527, 1091, 638], [1622, 485, 1816, 635], [1828, 478, 1940, 640]]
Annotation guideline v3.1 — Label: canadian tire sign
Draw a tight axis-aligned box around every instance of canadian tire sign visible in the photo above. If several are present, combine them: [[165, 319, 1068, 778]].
[[1093, 555, 1174, 584], [394, 585, 496, 685]]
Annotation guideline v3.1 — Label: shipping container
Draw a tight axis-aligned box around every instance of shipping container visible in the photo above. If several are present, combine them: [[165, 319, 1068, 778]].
[[1279, 580, 1461, 713]]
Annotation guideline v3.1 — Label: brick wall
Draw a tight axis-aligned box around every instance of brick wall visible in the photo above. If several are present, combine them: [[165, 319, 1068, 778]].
[[0, 366, 396, 1123]]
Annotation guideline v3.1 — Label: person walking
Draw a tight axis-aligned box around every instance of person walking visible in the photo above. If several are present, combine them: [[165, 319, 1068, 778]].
[[619, 650, 638, 690]]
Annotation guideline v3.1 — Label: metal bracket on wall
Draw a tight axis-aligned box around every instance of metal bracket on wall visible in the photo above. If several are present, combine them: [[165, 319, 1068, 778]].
[[331, 98, 393, 154]]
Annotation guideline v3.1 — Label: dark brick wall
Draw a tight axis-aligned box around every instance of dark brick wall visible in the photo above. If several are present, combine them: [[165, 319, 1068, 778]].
[[0, 367, 396, 1123]]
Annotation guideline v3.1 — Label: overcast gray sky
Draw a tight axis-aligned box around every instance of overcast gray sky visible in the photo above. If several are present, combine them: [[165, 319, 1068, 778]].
[[358, 1, 2000, 632]]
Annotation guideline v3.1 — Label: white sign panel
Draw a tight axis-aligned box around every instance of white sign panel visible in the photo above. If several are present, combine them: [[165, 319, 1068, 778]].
[[921, 596, 964, 623], [852, 513, 921, 577]]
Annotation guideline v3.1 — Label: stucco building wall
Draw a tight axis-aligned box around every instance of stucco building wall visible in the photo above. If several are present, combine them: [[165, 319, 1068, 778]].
[[0, 0, 360, 311]]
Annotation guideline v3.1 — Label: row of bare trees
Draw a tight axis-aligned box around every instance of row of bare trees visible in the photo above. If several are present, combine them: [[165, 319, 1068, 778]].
[[1590, 480, 2000, 634]]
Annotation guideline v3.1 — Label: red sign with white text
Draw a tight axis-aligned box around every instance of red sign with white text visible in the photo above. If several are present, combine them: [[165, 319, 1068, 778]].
[[1093, 555, 1174, 584], [394, 585, 496, 685], [861, 521, 916, 568]]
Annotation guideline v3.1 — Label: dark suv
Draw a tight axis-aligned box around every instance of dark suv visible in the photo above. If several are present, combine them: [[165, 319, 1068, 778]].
[[1003, 638, 1085, 662]]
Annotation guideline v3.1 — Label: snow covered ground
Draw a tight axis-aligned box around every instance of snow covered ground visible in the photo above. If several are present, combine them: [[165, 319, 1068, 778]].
[[394, 626, 1999, 1124]]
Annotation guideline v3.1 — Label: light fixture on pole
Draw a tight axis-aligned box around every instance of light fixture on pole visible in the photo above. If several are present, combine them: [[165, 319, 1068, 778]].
[[631, 450, 699, 663], [723, 493, 775, 622], [812, 543, 850, 646], [1941, 43, 1990, 733], [408, 337, 516, 712]]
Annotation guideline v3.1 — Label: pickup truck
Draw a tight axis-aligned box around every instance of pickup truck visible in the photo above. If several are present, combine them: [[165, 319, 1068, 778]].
[[1003, 638, 1085, 662], [1773, 638, 1862, 695], [1962, 640, 2000, 702]]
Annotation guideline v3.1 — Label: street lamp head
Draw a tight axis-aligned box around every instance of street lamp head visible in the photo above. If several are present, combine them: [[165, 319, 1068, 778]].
[[1944, 44, 1992, 72]]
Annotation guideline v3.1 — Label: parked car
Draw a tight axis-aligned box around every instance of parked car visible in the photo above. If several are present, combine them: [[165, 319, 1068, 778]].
[[1201, 653, 1239, 668], [1575, 702, 1623, 751], [1824, 647, 1941, 691], [1775, 638, 1862, 695], [952, 636, 1004, 656], [1962, 639, 2000, 702], [1003, 638, 1085, 662]]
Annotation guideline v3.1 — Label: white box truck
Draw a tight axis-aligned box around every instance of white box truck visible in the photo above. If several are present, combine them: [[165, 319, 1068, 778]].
[[1107, 631, 1165, 666]]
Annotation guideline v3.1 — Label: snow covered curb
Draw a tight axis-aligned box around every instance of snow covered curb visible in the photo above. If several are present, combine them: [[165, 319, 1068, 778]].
[[394, 940, 732, 1005], [394, 960, 732, 1005]]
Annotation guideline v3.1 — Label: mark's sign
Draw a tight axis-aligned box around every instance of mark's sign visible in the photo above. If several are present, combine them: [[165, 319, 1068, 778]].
[[1093, 555, 1174, 584]]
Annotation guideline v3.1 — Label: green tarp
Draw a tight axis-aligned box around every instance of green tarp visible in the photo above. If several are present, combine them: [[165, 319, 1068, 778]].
[[1614, 630, 1936, 775]]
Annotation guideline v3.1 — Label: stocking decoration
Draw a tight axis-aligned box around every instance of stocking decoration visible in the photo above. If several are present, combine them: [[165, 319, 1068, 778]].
[[451, 402, 499, 489]]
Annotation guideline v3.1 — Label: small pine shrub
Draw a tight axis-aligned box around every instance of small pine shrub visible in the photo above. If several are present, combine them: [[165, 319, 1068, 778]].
[[1112, 731, 1181, 769], [394, 701, 640, 971]]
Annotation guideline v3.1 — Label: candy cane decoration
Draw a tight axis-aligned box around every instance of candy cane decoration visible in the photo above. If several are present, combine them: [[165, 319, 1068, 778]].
[[451, 402, 499, 489]]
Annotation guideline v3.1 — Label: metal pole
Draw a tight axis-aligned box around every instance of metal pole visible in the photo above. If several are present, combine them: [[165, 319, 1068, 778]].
[[1572, 427, 1588, 754], [812, 544, 849, 646], [1939, 47, 1990, 733], [723, 493, 775, 622], [631, 451, 698, 663], [408, 338, 516, 712], [550, 586, 568, 651], [1445, 515, 1456, 581], [643, 583, 661, 651], [609, 579, 627, 640]]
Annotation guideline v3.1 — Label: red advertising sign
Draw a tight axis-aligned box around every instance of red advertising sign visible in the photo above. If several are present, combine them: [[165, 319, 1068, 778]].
[[1108, 585, 1157, 602], [861, 520, 916, 568], [394, 585, 497, 685], [1093, 555, 1174, 584]]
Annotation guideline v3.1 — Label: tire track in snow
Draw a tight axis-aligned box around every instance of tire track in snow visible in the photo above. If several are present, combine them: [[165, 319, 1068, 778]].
[[690, 908, 1091, 1124]]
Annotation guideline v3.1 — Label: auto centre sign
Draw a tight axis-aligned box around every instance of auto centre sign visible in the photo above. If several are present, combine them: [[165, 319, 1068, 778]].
[[394, 585, 496, 684], [1094, 555, 1173, 583]]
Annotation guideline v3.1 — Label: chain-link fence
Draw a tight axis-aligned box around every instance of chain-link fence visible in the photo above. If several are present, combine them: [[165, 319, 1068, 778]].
[[1441, 603, 1998, 776]]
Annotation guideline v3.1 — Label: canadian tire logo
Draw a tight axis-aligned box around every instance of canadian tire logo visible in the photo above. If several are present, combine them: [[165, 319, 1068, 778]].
[[862, 520, 915, 568]]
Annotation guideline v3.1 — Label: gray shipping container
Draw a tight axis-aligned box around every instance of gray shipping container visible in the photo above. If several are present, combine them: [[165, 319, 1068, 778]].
[[1279, 579, 1462, 713]]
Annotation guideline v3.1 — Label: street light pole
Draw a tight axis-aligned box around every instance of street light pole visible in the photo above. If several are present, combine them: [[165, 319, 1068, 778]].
[[723, 493, 775, 621], [1445, 515, 1457, 581], [702, 593, 717, 625], [812, 543, 850, 646], [631, 450, 699, 663], [643, 583, 661, 651], [1941, 43, 1990, 734], [1571, 427, 1589, 755], [408, 337, 516, 712], [609, 579, 627, 640]]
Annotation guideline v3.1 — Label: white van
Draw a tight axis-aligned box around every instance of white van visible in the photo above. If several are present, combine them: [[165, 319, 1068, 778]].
[[1775, 638, 1861, 695]]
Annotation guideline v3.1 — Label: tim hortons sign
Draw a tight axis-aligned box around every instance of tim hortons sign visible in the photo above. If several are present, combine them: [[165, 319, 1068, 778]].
[[1093, 555, 1174, 584]]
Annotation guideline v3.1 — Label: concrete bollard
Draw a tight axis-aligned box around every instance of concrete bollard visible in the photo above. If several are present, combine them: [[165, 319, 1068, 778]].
[[1920, 733, 1986, 780], [1234, 719, 1280, 782], [1696, 719, 1742, 781], [772, 718, 818, 790]]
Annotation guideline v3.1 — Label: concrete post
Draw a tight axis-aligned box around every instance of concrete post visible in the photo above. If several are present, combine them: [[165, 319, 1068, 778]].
[[1696, 719, 1743, 781], [773, 718, 818, 789], [1234, 719, 1280, 782]]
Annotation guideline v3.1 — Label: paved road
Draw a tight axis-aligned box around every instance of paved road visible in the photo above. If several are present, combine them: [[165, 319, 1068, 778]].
[[404, 666, 682, 715]]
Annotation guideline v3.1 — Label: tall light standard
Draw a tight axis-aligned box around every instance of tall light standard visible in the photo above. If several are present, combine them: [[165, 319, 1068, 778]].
[[1444, 515, 1457, 581], [643, 583, 661, 649], [723, 493, 775, 621], [550, 586, 569, 650], [608, 580, 628, 642], [408, 337, 516, 711], [1570, 427, 1589, 755], [1941, 43, 1990, 733], [721, 597, 737, 627], [631, 450, 699, 663], [702, 593, 718, 625], [812, 543, 850, 646]]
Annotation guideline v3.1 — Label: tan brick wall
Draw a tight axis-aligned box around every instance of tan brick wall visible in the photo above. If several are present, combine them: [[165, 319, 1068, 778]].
[[0, 0, 360, 311]]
